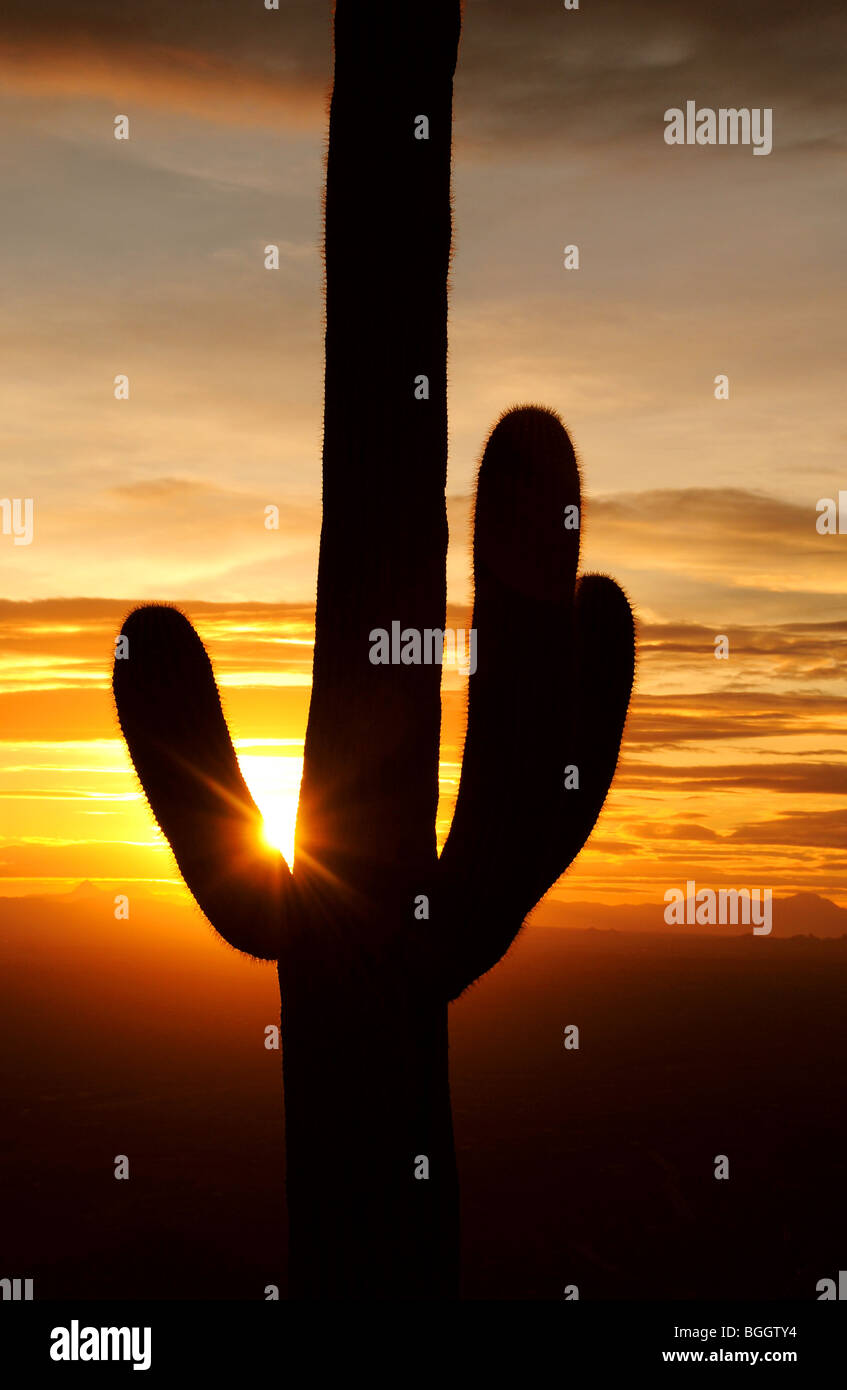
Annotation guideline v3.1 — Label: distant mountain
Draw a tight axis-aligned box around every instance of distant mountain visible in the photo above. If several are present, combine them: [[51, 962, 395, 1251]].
[[536, 891, 847, 939], [2, 882, 845, 940], [0, 879, 184, 907], [62, 880, 107, 901], [775, 892, 847, 937]]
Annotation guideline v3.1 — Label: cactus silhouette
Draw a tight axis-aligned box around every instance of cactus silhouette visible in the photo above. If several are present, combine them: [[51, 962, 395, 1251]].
[[113, 0, 635, 1299]]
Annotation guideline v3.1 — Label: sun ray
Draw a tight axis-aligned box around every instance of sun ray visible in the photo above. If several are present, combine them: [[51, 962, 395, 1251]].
[[236, 752, 303, 867]]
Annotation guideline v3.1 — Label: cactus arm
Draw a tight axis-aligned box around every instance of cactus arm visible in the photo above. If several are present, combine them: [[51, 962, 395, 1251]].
[[435, 406, 636, 996], [112, 605, 290, 960], [295, 1, 460, 913]]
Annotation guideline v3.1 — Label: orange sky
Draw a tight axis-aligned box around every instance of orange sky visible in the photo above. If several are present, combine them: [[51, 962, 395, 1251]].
[[1, 0, 845, 911], [1, 597, 845, 907]]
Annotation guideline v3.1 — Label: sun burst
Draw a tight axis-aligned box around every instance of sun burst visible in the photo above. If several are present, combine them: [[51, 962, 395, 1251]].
[[236, 750, 303, 867]]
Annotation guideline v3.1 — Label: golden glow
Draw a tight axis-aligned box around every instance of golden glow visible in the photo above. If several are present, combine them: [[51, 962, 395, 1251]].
[[237, 751, 303, 867], [1, 609, 846, 907]]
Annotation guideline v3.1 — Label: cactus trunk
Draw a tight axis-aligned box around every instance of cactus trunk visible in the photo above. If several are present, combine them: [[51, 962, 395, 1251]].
[[280, 964, 458, 1299]]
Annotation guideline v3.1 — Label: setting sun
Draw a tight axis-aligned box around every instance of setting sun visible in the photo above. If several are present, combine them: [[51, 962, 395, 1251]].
[[236, 746, 303, 867]]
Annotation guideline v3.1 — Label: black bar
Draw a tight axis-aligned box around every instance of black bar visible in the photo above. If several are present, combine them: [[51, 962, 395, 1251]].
[[1, 1300, 843, 1378]]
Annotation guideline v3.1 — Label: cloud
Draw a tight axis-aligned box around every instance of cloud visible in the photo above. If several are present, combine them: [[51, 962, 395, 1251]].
[[461, 1, 844, 153], [449, 486, 847, 623], [626, 692, 847, 749], [632, 822, 724, 841], [3, 1, 844, 156], [0, 37, 327, 129], [0, 0, 331, 128], [588, 490, 847, 596], [633, 614, 847, 691], [728, 809, 847, 849], [622, 762, 847, 796]]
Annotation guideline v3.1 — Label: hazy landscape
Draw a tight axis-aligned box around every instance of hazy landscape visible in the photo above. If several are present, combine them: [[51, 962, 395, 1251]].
[[2, 883, 844, 1300]]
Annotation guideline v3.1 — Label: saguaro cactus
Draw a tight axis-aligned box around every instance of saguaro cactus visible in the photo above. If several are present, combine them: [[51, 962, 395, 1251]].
[[113, 0, 635, 1299]]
